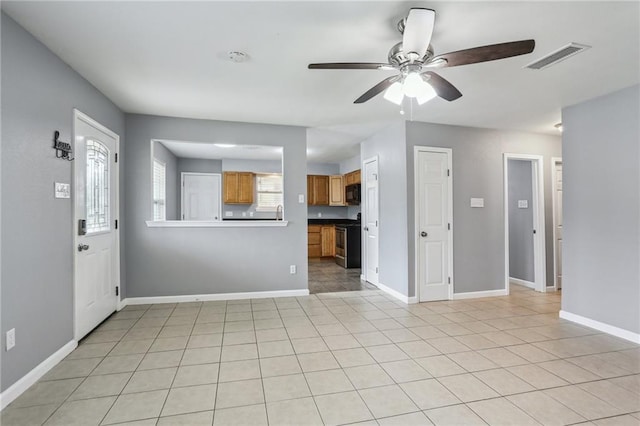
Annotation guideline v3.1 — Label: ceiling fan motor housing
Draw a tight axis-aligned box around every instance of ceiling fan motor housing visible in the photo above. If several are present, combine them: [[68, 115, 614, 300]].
[[388, 42, 434, 68]]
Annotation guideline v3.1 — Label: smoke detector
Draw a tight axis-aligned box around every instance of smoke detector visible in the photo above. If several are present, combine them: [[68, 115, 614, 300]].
[[228, 51, 249, 63]]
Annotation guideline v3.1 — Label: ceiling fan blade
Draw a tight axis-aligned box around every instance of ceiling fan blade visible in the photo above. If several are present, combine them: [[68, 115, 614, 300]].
[[354, 76, 400, 104], [423, 71, 462, 101], [308, 63, 394, 70], [402, 8, 435, 60], [428, 39, 535, 68]]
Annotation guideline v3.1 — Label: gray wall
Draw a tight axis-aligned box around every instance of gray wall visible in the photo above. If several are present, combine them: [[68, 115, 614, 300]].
[[361, 122, 409, 295], [562, 84, 640, 334], [177, 158, 222, 219], [340, 155, 361, 175], [153, 141, 179, 220], [307, 162, 339, 175], [124, 114, 308, 297], [508, 160, 534, 282], [1, 13, 125, 392], [405, 121, 561, 297]]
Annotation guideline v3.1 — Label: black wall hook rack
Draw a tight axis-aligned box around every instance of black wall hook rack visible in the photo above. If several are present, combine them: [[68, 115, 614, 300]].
[[53, 130, 74, 161]]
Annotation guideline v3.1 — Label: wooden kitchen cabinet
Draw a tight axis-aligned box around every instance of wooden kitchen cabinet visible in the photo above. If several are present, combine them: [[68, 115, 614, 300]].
[[308, 225, 322, 258], [329, 175, 345, 206], [223, 172, 254, 204], [344, 169, 361, 185], [307, 175, 330, 205], [308, 224, 335, 258], [321, 225, 336, 257]]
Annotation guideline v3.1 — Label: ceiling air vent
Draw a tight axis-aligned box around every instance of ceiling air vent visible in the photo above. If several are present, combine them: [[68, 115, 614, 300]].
[[525, 43, 590, 70]]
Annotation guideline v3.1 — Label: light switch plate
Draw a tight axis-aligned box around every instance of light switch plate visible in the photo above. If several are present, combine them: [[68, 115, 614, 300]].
[[54, 182, 71, 199], [518, 200, 529, 208], [470, 198, 484, 208], [6, 328, 15, 351], [298, 194, 305, 203]]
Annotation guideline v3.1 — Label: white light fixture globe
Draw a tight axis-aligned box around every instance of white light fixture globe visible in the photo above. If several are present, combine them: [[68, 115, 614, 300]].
[[383, 82, 404, 105], [402, 72, 425, 98], [416, 82, 437, 105]]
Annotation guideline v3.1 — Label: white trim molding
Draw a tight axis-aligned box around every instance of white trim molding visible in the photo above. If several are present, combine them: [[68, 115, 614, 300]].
[[509, 277, 535, 289], [452, 289, 508, 300], [0, 340, 77, 411], [125, 289, 309, 305], [146, 220, 288, 228], [559, 310, 640, 344], [376, 282, 418, 304]]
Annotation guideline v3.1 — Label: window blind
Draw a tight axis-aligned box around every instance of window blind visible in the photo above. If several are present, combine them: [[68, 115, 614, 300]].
[[153, 160, 166, 220], [256, 173, 283, 211]]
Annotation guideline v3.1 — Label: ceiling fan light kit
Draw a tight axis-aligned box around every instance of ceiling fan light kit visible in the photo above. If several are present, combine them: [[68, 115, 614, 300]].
[[308, 7, 536, 110]]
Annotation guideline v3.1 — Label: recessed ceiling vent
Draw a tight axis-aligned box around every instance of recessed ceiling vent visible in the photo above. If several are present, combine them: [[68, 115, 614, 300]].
[[525, 42, 590, 70]]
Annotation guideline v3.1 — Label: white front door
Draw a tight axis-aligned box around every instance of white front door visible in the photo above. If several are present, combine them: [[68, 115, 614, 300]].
[[554, 161, 563, 289], [416, 149, 452, 302], [74, 111, 119, 340], [182, 173, 221, 221], [363, 158, 379, 285]]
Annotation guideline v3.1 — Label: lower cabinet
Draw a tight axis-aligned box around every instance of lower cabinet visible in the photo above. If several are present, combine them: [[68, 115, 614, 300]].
[[308, 224, 335, 258]]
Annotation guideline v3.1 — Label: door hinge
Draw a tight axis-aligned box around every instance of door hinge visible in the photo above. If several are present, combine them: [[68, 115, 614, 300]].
[[448, 223, 451, 230], [115, 153, 118, 163], [115, 286, 119, 296], [448, 277, 451, 284], [447, 169, 450, 177], [115, 219, 118, 229]]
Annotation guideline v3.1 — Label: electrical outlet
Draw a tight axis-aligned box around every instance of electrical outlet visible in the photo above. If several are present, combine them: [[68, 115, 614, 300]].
[[249, 211, 254, 217], [290, 265, 296, 274], [317, 212, 322, 218], [6, 328, 15, 351], [298, 194, 305, 203], [242, 212, 247, 217], [225, 211, 233, 217]]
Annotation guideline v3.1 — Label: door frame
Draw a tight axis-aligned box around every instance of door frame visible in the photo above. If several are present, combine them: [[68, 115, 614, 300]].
[[72, 109, 121, 341], [180, 172, 222, 221], [551, 157, 563, 291], [503, 153, 547, 294], [362, 155, 379, 286], [413, 146, 454, 302]]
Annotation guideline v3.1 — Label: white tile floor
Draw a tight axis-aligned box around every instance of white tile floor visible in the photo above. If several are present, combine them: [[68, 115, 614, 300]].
[[2, 285, 639, 425]]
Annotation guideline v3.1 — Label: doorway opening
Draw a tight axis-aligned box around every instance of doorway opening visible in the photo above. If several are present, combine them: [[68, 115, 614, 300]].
[[504, 154, 547, 294]]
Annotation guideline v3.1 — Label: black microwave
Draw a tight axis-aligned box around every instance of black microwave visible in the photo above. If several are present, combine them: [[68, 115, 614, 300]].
[[345, 183, 361, 205]]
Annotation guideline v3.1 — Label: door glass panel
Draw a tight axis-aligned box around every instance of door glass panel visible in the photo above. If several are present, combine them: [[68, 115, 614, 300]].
[[86, 139, 110, 233]]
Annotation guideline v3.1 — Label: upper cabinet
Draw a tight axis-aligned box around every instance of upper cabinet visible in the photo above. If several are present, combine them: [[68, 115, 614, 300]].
[[329, 175, 345, 206], [307, 175, 329, 205], [344, 169, 361, 186], [224, 171, 254, 204]]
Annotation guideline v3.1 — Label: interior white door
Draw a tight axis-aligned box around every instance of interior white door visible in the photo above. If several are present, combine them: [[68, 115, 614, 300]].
[[74, 112, 119, 340], [182, 173, 221, 221], [417, 150, 451, 302], [554, 162, 563, 289], [363, 158, 379, 285]]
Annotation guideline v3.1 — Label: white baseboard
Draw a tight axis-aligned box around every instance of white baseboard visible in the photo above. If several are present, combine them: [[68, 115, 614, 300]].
[[360, 274, 365, 281], [452, 289, 508, 300], [125, 289, 310, 305], [117, 297, 128, 311], [509, 277, 535, 289], [376, 282, 417, 304], [559, 310, 640, 344], [0, 340, 77, 411]]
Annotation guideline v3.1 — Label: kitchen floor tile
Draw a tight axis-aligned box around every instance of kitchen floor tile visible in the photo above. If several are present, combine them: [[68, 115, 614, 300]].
[[263, 373, 311, 402], [344, 364, 395, 389], [158, 411, 214, 425], [43, 396, 116, 426], [424, 404, 487, 426], [218, 359, 261, 382], [297, 351, 340, 372], [379, 359, 431, 383], [122, 367, 176, 393], [213, 404, 267, 426], [68, 372, 131, 400], [259, 355, 301, 377], [215, 379, 264, 409], [438, 373, 500, 402], [359, 384, 419, 418], [267, 397, 323, 426], [102, 389, 168, 425], [400, 379, 461, 410], [467, 397, 540, 425], [305, 368, 354, 395], [172, 363, 219, 387], [507, 391, 586, 425], [474, 368, 535, 395]]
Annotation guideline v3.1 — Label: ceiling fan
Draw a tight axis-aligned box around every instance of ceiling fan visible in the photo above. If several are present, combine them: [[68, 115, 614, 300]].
[[308, 8, 535, 106]]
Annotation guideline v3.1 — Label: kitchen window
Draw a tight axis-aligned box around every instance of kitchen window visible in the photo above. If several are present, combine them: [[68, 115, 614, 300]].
[[256, 173, 283, 212], [153, 159, 166, 220]]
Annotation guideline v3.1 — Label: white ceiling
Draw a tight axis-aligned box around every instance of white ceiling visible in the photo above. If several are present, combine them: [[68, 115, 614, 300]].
[[157, 140, 282, 161], [4, 1, 639, 162]]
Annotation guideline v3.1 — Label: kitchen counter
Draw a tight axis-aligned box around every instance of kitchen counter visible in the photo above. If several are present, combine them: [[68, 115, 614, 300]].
[[308, 218, 360, 226]]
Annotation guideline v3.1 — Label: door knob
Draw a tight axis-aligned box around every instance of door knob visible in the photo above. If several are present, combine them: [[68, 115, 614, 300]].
[[420, 231, 428, 237], [364, 227, 369, 231], [78, 244, 89, 252]]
